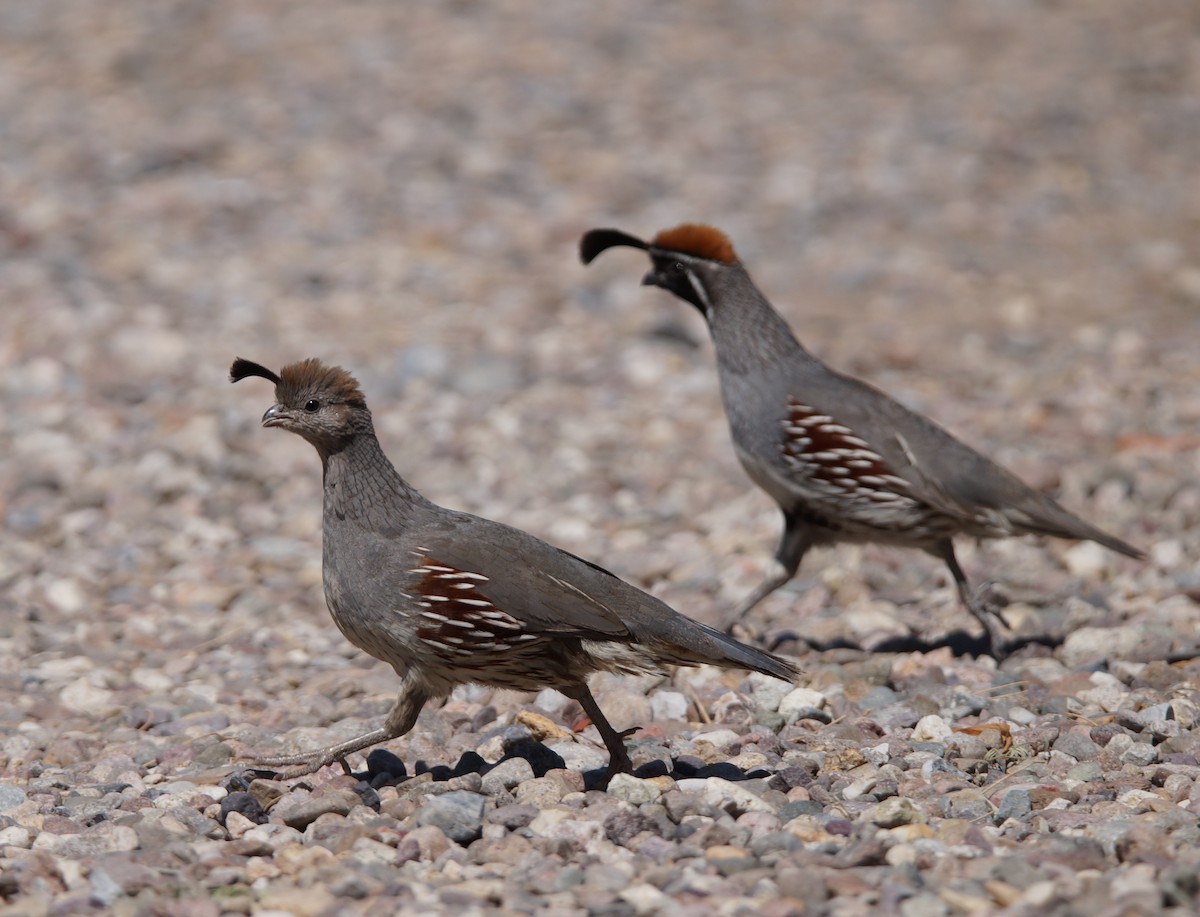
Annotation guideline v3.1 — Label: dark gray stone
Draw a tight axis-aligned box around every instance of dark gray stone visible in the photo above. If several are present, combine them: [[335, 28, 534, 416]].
[[995, 789, 1032, 822], [1053, 729, 1101, 762]]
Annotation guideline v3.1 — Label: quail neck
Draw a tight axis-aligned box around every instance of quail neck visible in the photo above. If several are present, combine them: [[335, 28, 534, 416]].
[[698, 265, 806, 377], [320, 431, 429, 532]]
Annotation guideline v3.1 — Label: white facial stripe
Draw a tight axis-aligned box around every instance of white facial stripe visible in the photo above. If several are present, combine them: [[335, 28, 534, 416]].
[[686, 270, 712, 311]]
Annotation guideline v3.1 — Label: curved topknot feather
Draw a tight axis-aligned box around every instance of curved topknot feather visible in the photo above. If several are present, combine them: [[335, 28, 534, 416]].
[[651, 224, 737, 265], [230, 358, 281, 386]]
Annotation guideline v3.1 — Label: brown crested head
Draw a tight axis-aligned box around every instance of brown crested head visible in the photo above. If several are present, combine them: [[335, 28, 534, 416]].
[[276, 358, 366, 409], [231, 357, 367, 408], [231, 356, 372, 450], [650, 224, 737, 265]]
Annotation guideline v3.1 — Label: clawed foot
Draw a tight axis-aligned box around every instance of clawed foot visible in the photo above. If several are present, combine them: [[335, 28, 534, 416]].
[[597, 726, 640, 783], [242, 749, 356, 781], [239, 726, 393, 780]]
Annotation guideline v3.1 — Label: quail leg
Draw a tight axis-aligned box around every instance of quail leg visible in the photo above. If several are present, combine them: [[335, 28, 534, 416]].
[[248, 684, 429, 780], [722, 513, 815, 636], [563, 683, 634, 779], [930, 538, 1006, 659]]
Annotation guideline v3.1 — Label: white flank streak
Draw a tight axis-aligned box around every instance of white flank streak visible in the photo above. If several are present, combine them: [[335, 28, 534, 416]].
[[420, 611, 449, 623]]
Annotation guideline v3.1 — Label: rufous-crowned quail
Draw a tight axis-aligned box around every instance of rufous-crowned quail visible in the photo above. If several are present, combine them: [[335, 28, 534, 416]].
[[230, 357, 797, 779], [581, 224, 1143, 655]]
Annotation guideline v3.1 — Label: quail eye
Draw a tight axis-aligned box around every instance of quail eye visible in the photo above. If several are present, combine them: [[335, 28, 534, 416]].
[[304, 399, 320, 412], [672, 261, 687, 274]]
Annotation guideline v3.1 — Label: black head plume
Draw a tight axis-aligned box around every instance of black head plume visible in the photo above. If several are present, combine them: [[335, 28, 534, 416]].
[[579, 228, 650, 265], [230, 358, 282, 386]]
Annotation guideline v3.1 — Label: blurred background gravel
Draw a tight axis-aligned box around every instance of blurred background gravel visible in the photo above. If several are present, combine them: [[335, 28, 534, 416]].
[[1, 2, 1198, 914]]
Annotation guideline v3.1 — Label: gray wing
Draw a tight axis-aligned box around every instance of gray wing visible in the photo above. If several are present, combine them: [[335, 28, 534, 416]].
[[409, 510, 799, 679], [773, 364, 1141, 555]]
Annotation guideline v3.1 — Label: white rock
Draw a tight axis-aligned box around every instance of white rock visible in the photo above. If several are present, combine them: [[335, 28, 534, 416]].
[[701, 777, 774, 814], [692, 729, 741, 752], [1005, 706, 1038, 726], [778, 688, 828, 724], [1076, 671, 1128, 713], [349, 837, 399, 866], [1062, 541, 1109, 579], [1151, 539, 1184, 569], [0, 826, 32, 848], [607, 773, 662, 806], [224, 811, 257, 839], [59, 677, 115, 716], [528, 808, 601, 843], [545, 740, 608, 773], [620, 883, 672, 916], [843, 777, 878, 800], [912, 715, 952, 742], [1061, 626, 1145, 667], [1117, 789, 1165, 810], [534, 689, 568, 714], [45, 579, 85, 614], [863, 742, 891, 767], [649, 691, 689, 722]]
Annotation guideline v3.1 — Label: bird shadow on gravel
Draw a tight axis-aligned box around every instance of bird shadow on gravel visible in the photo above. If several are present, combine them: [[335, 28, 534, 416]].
[[767, 628, 1065, 659], [226, 738, 768, 792]]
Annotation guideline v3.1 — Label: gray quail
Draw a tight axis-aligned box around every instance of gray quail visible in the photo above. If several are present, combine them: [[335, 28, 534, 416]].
[[581, 224, 1143, 655], [230, 357, 798, 780]]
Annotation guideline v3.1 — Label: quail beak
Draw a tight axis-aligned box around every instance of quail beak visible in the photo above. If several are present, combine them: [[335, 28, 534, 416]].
[[261, 404, 290, 428], [642, 268, 666, 289]]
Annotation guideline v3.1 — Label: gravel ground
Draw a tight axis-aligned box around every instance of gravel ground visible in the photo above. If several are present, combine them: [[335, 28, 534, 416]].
[[3, 2, 1200, 915]]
